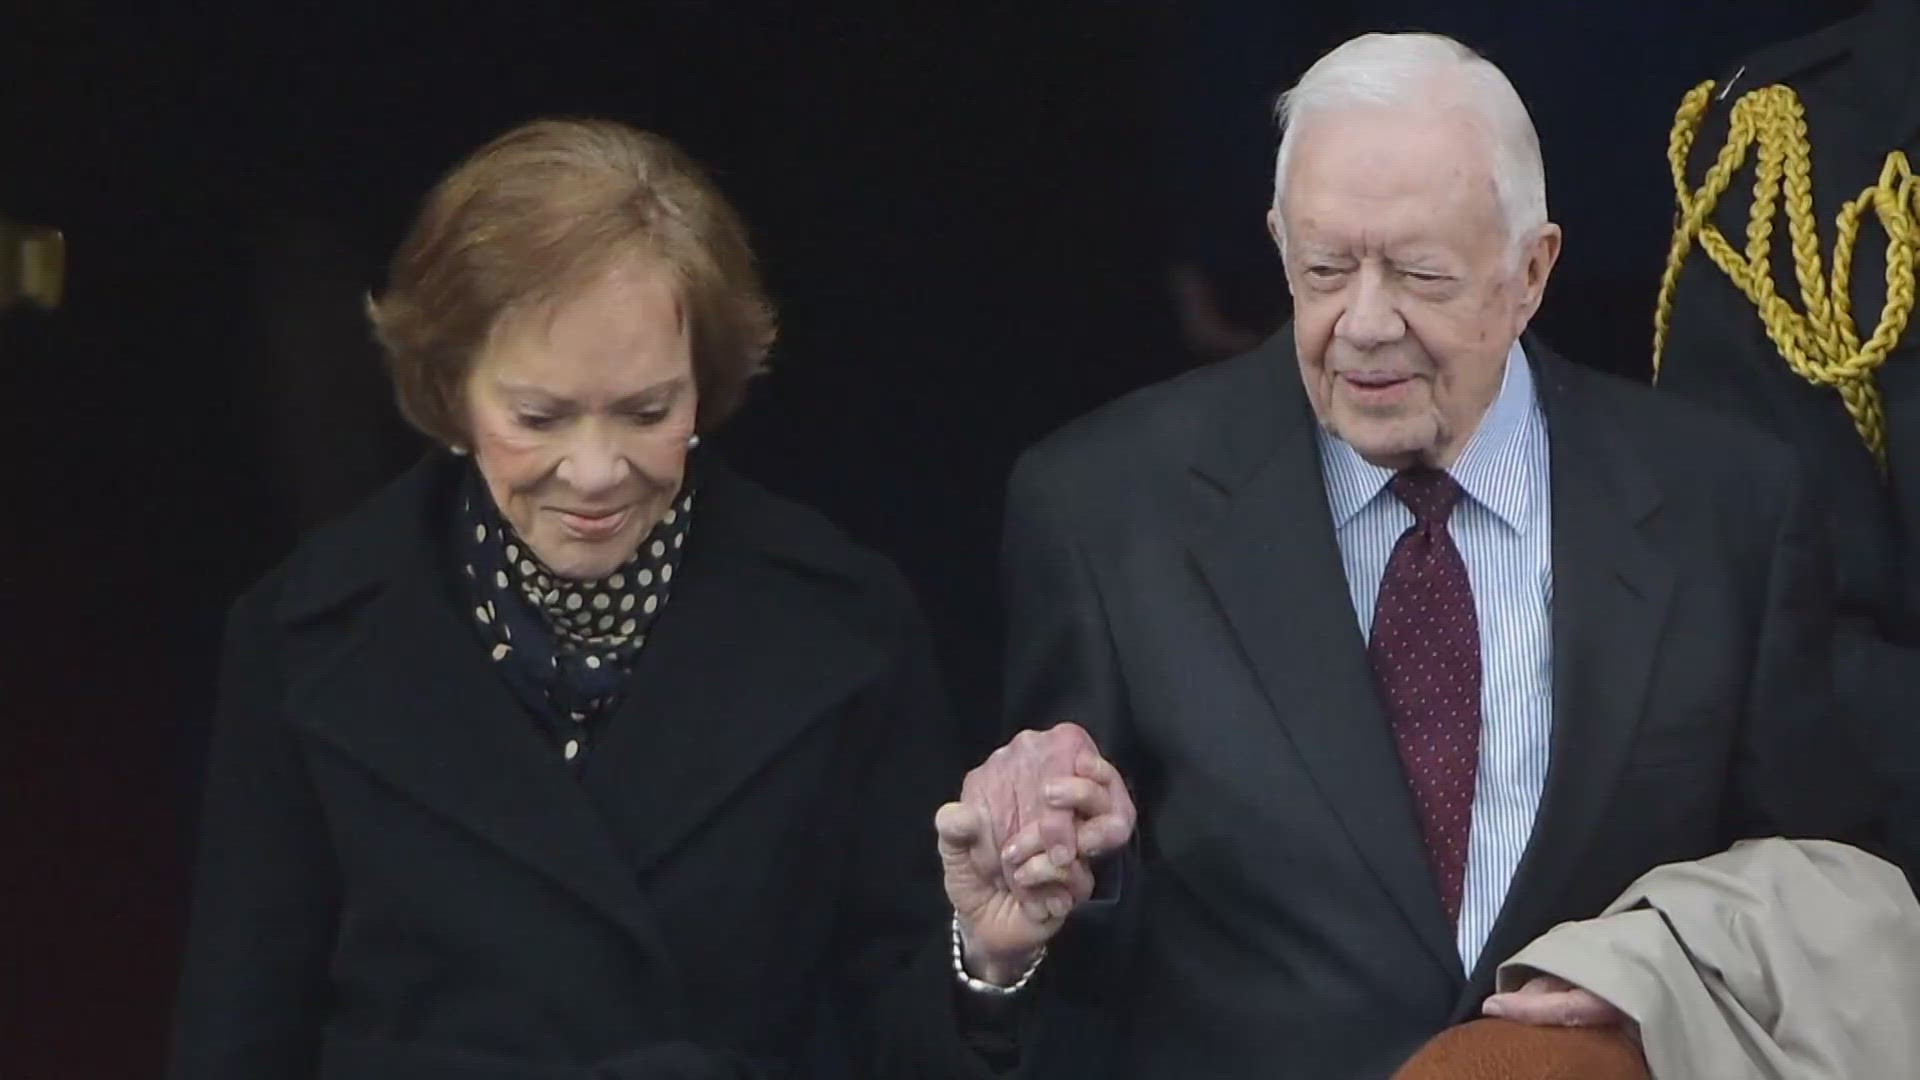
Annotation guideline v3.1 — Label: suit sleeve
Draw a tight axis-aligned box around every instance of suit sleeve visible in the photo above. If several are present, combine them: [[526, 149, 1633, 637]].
[[999, 448, 1136, 764], [957, 448, 1141, 1073], [169, 583, 340, 1080], [1003, 447, 1145, 904], [1727, 455, 1890, 844]]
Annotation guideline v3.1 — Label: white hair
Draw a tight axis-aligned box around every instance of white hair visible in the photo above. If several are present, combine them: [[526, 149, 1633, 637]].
[[1270, 33, 1548, 256]]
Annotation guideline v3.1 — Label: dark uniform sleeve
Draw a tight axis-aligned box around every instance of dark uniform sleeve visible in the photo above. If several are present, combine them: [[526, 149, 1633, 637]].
[[1726, 448, 1886, 842], [1653, 51, 1920, 882], [1653, 69, 1906, 626]]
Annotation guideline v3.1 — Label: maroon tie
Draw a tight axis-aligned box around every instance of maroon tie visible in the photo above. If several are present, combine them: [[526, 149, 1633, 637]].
[[1368, 467, 1482, 926]]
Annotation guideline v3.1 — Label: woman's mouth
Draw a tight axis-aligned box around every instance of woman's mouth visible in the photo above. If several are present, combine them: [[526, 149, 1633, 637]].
[[555, 506, 633, 540]]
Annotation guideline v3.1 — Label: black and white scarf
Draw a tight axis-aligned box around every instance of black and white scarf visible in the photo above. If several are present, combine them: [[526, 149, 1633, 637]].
[[456, 465, 694, 765]]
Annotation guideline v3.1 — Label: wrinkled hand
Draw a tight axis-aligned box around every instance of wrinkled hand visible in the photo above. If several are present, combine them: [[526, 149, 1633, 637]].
[[1483, 975, 1633, 1033], [934, 723, 1136, 984]]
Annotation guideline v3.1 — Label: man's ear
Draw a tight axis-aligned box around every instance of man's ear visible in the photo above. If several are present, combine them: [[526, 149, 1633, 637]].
[[1515, 222, 1562, 329]]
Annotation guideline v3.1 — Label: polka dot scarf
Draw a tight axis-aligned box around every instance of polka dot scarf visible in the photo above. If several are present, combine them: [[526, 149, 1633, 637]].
[[457, 467, 694, 766]]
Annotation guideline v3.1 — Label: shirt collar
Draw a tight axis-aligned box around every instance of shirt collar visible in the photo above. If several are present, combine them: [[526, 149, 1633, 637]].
[[1317, 340, 1542, 532]]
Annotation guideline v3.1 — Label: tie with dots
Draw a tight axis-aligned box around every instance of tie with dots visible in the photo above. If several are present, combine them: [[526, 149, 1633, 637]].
[[1368, 467, 1481, 926]]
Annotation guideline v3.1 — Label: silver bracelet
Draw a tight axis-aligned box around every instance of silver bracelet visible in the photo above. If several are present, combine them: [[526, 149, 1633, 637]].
[[950, 915, 1047, 996]]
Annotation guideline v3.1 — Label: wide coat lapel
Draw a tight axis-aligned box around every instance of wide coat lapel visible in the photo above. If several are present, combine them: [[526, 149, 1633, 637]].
[[272, 456, 682, 980], [1186, 335, 1462, 978], [576, 461, 893, 874]]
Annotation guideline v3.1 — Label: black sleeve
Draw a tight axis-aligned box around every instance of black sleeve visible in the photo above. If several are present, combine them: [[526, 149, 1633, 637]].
[[169, 582, 340, 1080], [1655, 136, 1906, 632], [1656, 145, 1919, 877], [1835, 622, 1920, 886]]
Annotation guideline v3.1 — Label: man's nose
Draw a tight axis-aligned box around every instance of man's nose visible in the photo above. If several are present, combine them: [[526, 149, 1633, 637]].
[[1335, 267, 1406, 349]]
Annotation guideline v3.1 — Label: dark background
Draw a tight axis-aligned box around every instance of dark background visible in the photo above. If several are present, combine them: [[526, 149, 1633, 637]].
[[1, 2, 1852, 1073]]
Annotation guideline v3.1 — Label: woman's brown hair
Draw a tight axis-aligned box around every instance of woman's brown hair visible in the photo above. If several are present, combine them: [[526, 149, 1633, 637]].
[[368, 119, 776, 444]]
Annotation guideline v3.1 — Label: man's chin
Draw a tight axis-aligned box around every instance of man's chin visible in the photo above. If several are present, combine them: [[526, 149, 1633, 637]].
[[1331, 421, 1440, 470]]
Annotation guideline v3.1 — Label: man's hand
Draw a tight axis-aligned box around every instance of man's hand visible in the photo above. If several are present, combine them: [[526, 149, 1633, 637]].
[[934, 724, 1136, 984], [1483, 975, 1632, 1031]]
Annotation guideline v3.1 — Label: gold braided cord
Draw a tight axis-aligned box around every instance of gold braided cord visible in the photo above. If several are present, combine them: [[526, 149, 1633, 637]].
[[1652, 79, 1920, 470]]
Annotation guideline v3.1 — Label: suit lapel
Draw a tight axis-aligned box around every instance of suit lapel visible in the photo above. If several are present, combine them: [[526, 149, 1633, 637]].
[[1188, 339, 1462, 978], [1465, 351, 1674, 998]]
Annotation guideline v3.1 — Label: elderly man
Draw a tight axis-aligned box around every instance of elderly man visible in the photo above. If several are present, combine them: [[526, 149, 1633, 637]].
[[933, 31, 1882, 1079]]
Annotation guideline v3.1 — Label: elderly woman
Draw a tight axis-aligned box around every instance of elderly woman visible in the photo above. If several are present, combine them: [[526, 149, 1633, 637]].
[[169, 120, 972, 1080]]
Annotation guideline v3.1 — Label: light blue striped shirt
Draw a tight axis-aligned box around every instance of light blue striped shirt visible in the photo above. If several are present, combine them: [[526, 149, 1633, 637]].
[[1315, 343, 1554, 972]]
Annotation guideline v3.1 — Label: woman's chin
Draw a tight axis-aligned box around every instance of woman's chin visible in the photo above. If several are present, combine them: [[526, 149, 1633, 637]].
[[528, 535, 633, 582], [556, 552, 633, 582]]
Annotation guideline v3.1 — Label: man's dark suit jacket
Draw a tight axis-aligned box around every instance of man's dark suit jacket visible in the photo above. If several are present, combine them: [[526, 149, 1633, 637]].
[[168, 452, 977, 1080], [993, 334, 1882, 1078]]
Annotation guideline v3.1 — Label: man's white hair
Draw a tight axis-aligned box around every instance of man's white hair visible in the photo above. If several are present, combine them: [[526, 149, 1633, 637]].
[[1271, 33, 1548, 255]]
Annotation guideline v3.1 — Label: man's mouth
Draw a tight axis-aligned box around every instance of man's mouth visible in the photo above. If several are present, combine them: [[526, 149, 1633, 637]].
[[1341, 372, 1414, 387]]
